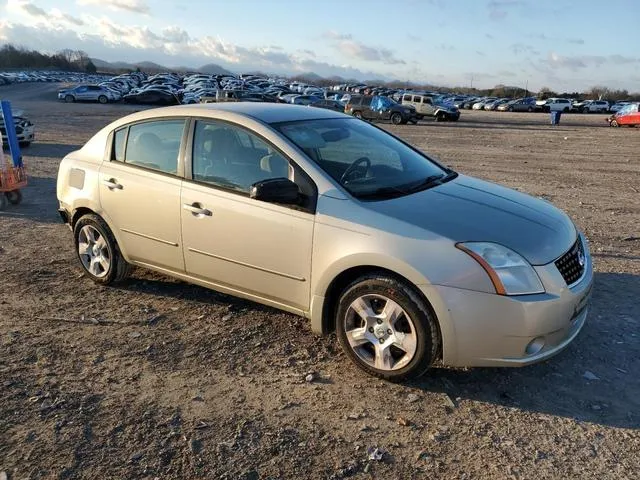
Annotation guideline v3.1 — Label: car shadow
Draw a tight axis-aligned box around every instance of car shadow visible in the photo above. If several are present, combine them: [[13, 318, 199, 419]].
[[111, 269, 639, 429], [409, 271, 639, 429], [0, 175, 61, 223], [20, 142, 82, 158]]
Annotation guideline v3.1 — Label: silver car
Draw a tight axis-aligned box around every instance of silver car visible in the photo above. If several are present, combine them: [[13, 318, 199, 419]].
[[58, 85, 119, 104], [56, 104, 593, 380]]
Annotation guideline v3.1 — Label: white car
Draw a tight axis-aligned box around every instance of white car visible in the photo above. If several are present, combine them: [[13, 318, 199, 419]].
[[610, 102, 630, 113], [543, 98, 573, 112], [582, 100, 610, 113]]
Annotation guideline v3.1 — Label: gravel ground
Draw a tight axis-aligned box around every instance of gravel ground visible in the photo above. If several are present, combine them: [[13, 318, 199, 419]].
[[0, 83, 639, 479]]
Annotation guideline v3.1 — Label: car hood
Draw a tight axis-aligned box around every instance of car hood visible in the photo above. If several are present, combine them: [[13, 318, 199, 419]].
[[365, 175, 576, 265]]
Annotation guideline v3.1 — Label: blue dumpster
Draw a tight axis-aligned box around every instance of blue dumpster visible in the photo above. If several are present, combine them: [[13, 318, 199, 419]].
[[550, 111, 562, 125]]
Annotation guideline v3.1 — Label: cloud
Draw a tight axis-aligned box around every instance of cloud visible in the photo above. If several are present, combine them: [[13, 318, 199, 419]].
[[76, 0, 149, 14], [323, 31, 405, 65], [476, 50, 486, 56], [546, 52, 639, 71], [511, 43, 540, 56], [566, 37, 585, 45], [8, 1, 85, 27], [408, 34, 421, 42], [498, 70, 516, 77], [487, 0, 526, 20]]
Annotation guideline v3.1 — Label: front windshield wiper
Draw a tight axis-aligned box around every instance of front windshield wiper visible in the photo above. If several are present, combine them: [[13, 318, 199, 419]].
[[402, 171, 457, 193]]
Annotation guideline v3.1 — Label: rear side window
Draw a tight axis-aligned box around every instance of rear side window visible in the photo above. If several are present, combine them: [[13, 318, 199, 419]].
[[113, 128, 126, 161], [122, 120, 185, 174]]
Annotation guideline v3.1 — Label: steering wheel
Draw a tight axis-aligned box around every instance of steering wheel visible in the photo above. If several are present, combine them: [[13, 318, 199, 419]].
[[340, 157, 371, 184]]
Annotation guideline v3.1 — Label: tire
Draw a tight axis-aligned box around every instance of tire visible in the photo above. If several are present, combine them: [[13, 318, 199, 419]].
[[353, 111, 362, 119], [65, 95, 75, 103], [335, 274, 440, 381], [508, 106, 513, 112], [390, 112, 403, 125], [527, 106, 533, 112], [564, 107, 569, 112], [98, 95, 108, 104], [610, 119, 619, 127], [73, 214, 131, 285], [5, 190, 22, 205], [435, 112, 445, 122], [582, 108, 589, 114], [0, 194, 7, 211]]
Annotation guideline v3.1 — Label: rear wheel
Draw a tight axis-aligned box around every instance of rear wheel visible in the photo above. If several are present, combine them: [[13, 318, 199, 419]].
[[74, 214, 131, 285], [5, 190, 22, 205], [336, 274, 440, 381], [508, 106, 514, 112], [98, 95, 108, 104], [65, 95, 75, 103], [527, 106, 533, 112], [390, 112, 403, 125], [564, 107, 570, 112]]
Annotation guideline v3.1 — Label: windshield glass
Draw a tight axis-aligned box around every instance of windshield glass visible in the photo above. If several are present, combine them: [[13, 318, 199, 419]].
[[273, 118, 450, 200]]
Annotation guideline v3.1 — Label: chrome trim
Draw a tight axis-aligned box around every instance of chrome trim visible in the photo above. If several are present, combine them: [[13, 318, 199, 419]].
[[188, 247, 306, 282], [121, 228, 179, 247]]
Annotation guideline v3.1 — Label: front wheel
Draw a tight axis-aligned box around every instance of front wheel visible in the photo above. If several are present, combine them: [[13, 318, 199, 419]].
[[610, 119, 619, 127], [98, 95, 108, 104], [390, 112, 403, 125], [74, 214, 131, 285], [527, 106, 533, 112], [65, 95, 75, 103], [336, 274, 440, 381]]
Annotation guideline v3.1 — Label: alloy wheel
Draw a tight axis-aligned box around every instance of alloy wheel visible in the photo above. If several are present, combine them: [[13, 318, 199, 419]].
[[77, 225, 111, 278], [343, 294, 418, 371]]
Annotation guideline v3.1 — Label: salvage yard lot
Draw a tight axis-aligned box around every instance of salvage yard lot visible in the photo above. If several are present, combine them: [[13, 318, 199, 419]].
[[1, 83, 639, 479]]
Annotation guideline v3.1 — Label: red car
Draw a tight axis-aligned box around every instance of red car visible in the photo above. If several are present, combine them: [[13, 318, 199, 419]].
[[608, 103, 640, 127]]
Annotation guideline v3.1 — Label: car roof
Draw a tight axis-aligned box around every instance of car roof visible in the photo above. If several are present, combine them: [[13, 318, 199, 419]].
[[137, 102, 346, 124]]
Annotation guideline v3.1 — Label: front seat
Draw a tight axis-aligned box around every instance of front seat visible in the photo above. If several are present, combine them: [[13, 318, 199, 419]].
[[260, 150, 291, 179], [130, 132, 162, 169]]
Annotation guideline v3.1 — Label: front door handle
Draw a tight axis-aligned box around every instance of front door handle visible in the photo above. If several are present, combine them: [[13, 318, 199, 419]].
[[183, 203, 212, 217], [102, 179, 122, 190]]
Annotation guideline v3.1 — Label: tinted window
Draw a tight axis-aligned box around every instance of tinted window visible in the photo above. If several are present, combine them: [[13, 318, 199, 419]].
[[361, 97, 372, 106], [124, 120, 185, 174], [403, 95, 411, 102], [113, 128, 126, 161], [192, 120, 292, 193]]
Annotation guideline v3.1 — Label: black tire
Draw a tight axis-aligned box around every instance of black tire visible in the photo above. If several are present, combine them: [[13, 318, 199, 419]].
[[0, 194, 7, 211], [98, 95, 108, 104], [610, 119, 619, 127], [5, 190, 22, 205], [527, 106, 533, 112], [73, 214, 131, 285], [353, 111, 362, 119], [65, 95, 75, 103], [335, 274, 440, 381], [435, 112, 445, 122], [390, 112, 403, 125], [582, 108, 589, 114], [563, 107, 569, 112], [508, 106, 513, 112]]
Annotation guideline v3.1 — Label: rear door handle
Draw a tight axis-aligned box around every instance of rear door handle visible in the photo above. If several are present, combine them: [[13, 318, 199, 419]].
[[183, 203, 212, 217], [102, 179, 122, 190]]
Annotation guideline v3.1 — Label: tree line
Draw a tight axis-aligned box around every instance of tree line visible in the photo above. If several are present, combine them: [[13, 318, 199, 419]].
[[0, 44, 96, 73]]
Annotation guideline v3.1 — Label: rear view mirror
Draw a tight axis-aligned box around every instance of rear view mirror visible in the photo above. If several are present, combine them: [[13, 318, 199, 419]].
[[250, 178, 300, 205], [321, 128, 350, 143]]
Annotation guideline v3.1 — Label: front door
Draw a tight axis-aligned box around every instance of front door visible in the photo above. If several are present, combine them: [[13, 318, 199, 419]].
[[99, 118, 187, 272], [180, 119, 315, 310]]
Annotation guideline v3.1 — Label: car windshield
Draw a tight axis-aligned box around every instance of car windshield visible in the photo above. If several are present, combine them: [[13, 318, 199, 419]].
[[273, 118, 452, 200]]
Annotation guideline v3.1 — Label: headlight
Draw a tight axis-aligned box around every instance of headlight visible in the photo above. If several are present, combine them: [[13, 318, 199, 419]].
[[456, 242, 544, 295]]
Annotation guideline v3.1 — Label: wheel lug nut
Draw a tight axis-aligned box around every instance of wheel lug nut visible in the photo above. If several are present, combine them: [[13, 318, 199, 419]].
[[379, 338, 385, 344], [387, 329, 392, 335], [368, 327, 374, 333], [376, 319, 383, 325]]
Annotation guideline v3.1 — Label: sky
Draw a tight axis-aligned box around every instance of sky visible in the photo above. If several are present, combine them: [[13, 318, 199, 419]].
[[1, 0, 639, 92]]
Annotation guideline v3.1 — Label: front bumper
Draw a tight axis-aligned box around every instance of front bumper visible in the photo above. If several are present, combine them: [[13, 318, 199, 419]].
[[421, 234, 594, 367]]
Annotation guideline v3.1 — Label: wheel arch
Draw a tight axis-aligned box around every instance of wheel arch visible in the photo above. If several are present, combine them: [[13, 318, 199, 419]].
[[70, 206, 131, 262], [312, 264, 443, 357]]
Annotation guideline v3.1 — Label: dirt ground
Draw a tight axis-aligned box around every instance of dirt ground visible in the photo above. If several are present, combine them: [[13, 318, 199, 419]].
[[0, 83, 639, 480]]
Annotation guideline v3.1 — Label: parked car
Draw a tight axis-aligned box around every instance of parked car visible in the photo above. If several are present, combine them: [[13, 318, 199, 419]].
[[0, 109, 35, 147], [497, 97, 537, 112], [401, 94, 459, 121], [609, 101, 630, 113], [57, 103, 593, 381], [345, 95, 417, 125], [472, 98, 497, 110], [123, 89, 180, 105], [484, 98, 510, 111], [58, 85, 119, 104], [571, 99, 592, 112], [310, 99, 345, 112], [541, 98, 573, 113], [582, 100, 610, 113], [607, 103, 640, 127]]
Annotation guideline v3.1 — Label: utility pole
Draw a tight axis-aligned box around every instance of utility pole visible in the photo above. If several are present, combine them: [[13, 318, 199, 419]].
[[525, 79, 528, 97]]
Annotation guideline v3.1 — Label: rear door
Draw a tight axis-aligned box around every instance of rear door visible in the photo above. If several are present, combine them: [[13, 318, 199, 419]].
[[99, 118, 187, 272], [180, 119, 316, 311], [360, 96, 375, 120]]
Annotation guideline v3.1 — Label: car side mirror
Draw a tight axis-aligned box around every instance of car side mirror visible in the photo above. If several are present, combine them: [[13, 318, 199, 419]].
[[250, 178, 300, 205]]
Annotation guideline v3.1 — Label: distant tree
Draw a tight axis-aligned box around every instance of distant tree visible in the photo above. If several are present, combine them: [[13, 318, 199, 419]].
[[537, 86, 557, 100], [85, 60, 97, 74]]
